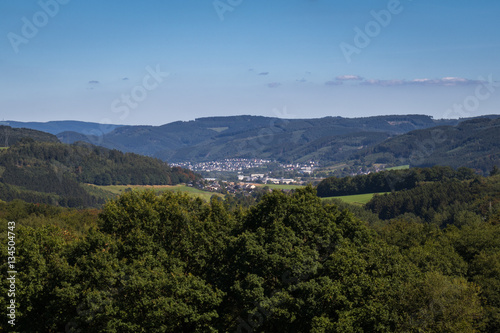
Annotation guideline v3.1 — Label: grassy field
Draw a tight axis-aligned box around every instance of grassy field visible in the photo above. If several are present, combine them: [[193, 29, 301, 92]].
[[255, 184, 305, 190], [94, 184, 223, 201], [385, 165, 410, 171], [322, 192, 389, 205]]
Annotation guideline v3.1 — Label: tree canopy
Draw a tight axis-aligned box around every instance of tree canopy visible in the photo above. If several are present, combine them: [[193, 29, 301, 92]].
[[1, 181, 498, 332]]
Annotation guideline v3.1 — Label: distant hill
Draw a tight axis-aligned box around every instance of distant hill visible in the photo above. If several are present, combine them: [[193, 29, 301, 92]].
[[0, 125, 59, 146], [0, 127, 200, 207], [349, 117, 500, 173], [1, 120, 122, 136], [7, 115, 499, 172], [57, 115, 460, 163]]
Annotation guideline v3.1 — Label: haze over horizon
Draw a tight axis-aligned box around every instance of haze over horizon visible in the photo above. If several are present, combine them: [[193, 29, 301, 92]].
[[1, 0, 499, 126]]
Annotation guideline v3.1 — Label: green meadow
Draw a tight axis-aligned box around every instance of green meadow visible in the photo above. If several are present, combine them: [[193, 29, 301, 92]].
[[322, 192, 389, 205], [94, 184, 223, 201], [256, 184, 305, 190], [385, 165, 410, 171]]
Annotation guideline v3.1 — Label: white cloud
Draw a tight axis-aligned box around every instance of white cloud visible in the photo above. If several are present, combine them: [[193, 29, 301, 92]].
[[336, 75, 363, 81]]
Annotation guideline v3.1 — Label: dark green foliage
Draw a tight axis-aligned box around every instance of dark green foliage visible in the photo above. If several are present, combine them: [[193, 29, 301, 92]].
[[0, 139, 199, 207], [9, 116, 499, 173], [48, 115, 500, 174], [317, 166, 477, 197], [376, 219, 499, 331], [366, 173, 500, 226], [0, 125, 59, 147], [491, 166, 500, 176], [353, 117, 500, 173], [1, 178, 499, 332], [0, 199, 99, 237]]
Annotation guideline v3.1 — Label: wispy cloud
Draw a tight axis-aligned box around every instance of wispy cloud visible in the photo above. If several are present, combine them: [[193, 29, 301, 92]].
[[267, 82, 281, 88], [322, 75, 486, 88], [360, 79, 404, 86], [87, 80, 100, 89], [360, 77, 483, 86], [258, 72, 269, 76], [336, 75, 363, 81]]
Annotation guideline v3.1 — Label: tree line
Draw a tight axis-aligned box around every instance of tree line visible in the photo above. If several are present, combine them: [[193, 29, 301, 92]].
[[1, 183, 499, 332], [316, 165, 478, 197], [366, 173, 500, 226]]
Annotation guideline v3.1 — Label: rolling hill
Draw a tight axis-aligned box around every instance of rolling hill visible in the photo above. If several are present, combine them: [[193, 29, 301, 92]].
[[0, 125, 59, 146], [0, 126, 199, 207], [57, 115, 460, 163], [349, 117, 500, 173], [5, 115, 500, 173], [0, 120, 122, 136]]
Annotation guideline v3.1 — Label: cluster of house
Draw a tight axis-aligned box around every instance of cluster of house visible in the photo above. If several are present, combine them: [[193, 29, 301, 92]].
[[172, 158, 272, 172], [172, 158, 318, 174], [237, 174, 295, 184], [200, 181, 258, 194]]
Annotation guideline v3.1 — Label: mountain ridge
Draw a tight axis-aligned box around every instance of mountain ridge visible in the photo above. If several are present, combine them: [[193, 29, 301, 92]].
[[348, 116, 500, 173], [55, 114, 462, 163], [5, 114, 499, 172], [1, 120, 123, 136]]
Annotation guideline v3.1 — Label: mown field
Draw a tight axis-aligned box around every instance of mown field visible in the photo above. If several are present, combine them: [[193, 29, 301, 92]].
[[255, 184, 305, 190], [94, 184, 223, 201], [385, 165, 410, 171], [322, 192, 389, 205], [94, 183, 385, 205]]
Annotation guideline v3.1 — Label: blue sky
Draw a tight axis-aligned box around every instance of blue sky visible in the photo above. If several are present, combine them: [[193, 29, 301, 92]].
[[1, 0, 499, 125]]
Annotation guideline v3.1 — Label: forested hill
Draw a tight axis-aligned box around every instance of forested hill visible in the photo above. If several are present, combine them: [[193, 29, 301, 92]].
[[0, 136, 199, 207], [57, 114, 460, 163], [317, 165, 478, 197], [349, 117, 500, 172], [1, 120, 122, 136], [0, 125, 59, 146]]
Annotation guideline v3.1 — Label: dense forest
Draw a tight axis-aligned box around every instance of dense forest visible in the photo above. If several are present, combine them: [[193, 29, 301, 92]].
[[55, 115, 460, 164], [48, 115, 500, 172], [1, 169, 499, 332], [366, 170, 500, 225], [316, 165, 478, 197], [349, 117, 500, 173], [0, 126, 59, 146], [0, 134, 199, 207]]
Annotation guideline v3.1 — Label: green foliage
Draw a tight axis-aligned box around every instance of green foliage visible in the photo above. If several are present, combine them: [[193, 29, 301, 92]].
[[0, 125, 59, 147], [491, 165, 500, 177], [57, 115, 459, 164], [1, 181, 499, 332], [0, 139, 199, 207], [354, 117, 500, 173], [398, 271, 483, 332], [322, 192, 386, 206], [317, 166, 476, 198], [366, 174, 500, 227]]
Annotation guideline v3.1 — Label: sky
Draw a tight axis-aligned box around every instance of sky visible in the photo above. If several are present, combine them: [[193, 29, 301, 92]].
[[0, 0, 499, 125]]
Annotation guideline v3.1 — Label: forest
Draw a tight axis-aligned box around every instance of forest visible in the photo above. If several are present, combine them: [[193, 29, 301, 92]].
[[316, 165, 478, 197], [0, 138, 199, 207], [1, 168, 499, 332], [349, 117, 500, 173]]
